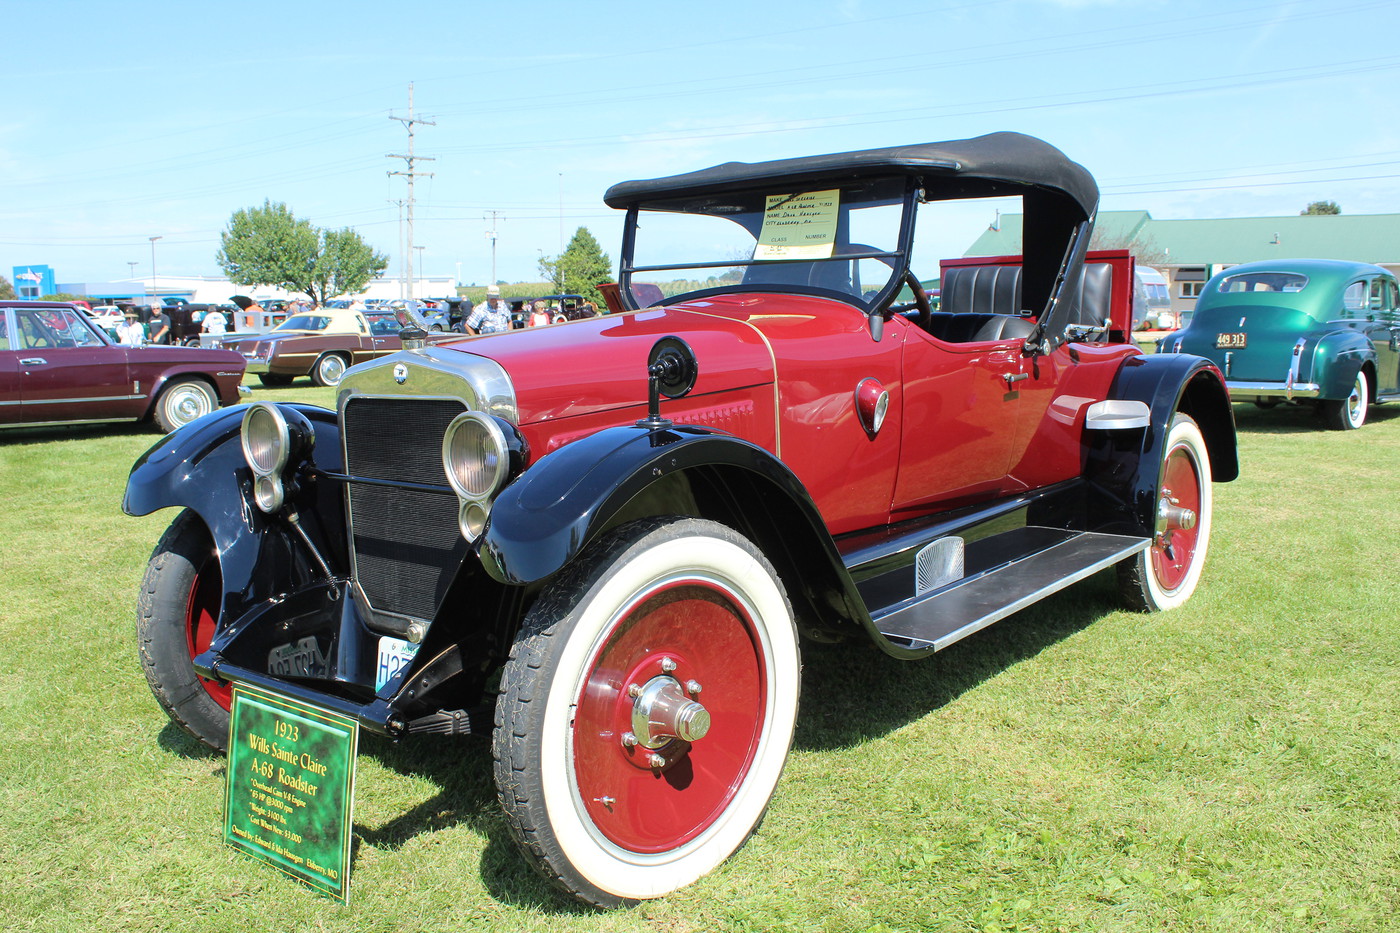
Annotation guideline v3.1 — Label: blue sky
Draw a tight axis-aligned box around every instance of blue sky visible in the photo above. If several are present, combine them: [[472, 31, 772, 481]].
[[6, 0, 1400, 288]]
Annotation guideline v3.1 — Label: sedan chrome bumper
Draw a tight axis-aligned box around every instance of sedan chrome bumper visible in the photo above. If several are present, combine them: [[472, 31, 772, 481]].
[[1226, 380, 1320, 399]]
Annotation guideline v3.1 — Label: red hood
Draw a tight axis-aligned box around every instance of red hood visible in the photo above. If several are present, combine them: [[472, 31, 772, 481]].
[[436, 303, 780, 426]]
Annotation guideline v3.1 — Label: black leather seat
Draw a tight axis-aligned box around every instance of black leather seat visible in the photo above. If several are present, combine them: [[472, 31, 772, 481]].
[[929, 261, 1113, 341]]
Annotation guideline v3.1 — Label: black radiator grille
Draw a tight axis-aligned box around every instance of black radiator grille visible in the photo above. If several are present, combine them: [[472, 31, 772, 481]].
[[343, 397, 467, 621]]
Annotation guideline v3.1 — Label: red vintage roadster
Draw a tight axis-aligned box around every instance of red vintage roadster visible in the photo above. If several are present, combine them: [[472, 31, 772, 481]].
[[125, 132, 1237, 906]]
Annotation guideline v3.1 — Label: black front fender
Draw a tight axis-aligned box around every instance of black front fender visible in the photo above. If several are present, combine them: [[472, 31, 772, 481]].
[[481, 426, 812, 577], [479, 423, 871, 642], [123, 403, 347, 621]]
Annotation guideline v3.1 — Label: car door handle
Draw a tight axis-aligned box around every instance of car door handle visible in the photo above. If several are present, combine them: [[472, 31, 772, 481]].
[[1003, 372, 1029, 384], [19, 357, 47, 366]]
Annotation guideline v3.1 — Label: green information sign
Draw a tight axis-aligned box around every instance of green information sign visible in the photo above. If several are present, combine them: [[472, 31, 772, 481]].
[[224, 685, 358, 902]]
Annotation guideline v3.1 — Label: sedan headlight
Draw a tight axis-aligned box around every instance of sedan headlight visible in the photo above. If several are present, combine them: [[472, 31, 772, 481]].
[[441, 411, 512, 541]]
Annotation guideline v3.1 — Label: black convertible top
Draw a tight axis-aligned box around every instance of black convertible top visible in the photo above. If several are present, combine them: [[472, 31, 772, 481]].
[[603, 132, 1098, 219]]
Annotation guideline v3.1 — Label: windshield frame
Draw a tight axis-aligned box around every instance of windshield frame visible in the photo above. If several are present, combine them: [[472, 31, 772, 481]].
[[617, 175, 918, 314]]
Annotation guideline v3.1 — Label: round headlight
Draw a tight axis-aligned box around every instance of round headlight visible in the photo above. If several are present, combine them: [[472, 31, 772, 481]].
[[241, 403, 288, 476], [459, 500, 489, 541], [253, 474, 285, 513], [442, 412, 508, 500]]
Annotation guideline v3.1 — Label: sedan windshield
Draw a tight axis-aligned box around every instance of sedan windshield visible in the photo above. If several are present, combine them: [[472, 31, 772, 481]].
[[624, 176, 911, 311], [275, 314, 331, 331]]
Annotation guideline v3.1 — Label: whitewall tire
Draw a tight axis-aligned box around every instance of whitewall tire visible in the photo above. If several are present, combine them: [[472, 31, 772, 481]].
[[493, 517, 800, 906]]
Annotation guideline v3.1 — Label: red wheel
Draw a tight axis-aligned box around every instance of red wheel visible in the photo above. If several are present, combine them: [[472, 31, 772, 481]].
[[572, 580, 767, 853], [494, 518, 799, 907], [137, 510, 231, 751], [1119, 413, 1213, 611], [183, 541, 232, 712]]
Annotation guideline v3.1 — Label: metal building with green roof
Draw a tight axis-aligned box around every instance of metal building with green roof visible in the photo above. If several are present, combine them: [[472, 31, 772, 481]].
[[965, 210, 1400, 315]]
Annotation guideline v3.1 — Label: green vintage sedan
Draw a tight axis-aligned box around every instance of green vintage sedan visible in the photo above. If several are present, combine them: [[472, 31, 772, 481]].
[[1161, 259, 1400, 429]]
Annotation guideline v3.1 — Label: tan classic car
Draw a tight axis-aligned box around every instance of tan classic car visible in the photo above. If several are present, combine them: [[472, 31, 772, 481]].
[[220, 306, 461, 387]]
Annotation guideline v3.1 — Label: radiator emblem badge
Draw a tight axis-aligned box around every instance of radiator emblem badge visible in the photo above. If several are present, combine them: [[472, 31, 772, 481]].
[[393, 363, 408, 384]]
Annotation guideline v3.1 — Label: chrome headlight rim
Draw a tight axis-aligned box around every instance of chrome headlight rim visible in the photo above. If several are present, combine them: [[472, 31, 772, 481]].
[[459, 500, 490, 542], [441, 410, 510, 502], [241, 402, 290, 477], [253, 473, 286, 513]]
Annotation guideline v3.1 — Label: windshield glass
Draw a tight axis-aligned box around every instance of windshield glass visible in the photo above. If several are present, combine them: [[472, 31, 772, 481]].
[[366, 303, 428, 334], [276, 314, 331, 331], [625, 176, 910, 310]]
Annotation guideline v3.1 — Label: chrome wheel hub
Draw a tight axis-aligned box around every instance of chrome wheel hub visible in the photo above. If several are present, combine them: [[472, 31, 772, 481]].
[[629, 675, 710, 750], [1155, 490, 1197, 556]]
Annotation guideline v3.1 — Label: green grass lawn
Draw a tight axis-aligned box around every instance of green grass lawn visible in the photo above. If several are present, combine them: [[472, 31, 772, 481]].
[[1, 381, 1397, 932]]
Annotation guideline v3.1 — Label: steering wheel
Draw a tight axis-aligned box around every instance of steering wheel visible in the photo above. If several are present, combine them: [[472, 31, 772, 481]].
[[887, 271, 932, 329]]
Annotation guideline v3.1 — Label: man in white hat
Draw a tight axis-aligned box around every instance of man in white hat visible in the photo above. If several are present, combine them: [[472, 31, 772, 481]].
[[466, 285, 512, 335]]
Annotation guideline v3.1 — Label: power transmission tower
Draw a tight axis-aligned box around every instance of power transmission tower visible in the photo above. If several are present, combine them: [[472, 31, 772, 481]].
[[387, 82, 435, 300], [483, 210, 505, 285]]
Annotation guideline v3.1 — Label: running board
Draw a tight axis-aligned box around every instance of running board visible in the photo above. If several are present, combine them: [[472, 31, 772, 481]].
[[873, 531, 1149, 652]]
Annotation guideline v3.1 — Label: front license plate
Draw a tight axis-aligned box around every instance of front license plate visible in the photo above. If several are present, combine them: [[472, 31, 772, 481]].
[[1216, 332, 1247, 348], [375, 636, 420, 691], [268, 636, 327, 677]]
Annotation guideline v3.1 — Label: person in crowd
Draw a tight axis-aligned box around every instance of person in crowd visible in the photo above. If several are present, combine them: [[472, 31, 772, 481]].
[[580, 300, 599, 319], [148, 305, 172, 344], [202, 305, 228, 336], [240, 300, 263, 331], [466, 285, 512, 335], [528, 299, 551, 328], [115, 309, 145, 346]]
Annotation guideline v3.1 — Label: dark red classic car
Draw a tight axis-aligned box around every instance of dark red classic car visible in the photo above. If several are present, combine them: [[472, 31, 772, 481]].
[[124, 133, 1237, 906], [1, 301, 247, 432]]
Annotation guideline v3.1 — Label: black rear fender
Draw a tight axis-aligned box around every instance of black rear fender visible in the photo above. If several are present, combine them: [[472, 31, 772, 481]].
[[1087, 354, 1238, 535]]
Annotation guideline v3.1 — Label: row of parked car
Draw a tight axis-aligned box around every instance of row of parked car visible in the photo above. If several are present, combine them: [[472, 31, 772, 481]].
[[5, 261, 1396, 436]]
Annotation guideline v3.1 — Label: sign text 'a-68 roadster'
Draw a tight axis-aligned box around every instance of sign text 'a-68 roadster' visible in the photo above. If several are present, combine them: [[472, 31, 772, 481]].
[[124, 132, 1238, 907]]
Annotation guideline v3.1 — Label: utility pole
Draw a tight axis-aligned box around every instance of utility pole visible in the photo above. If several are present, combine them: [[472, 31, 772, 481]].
[[388, 200, 406, 299], [387, 82, 435, 301], [483, 210, 505, 286], [148, 236, 162, 304]]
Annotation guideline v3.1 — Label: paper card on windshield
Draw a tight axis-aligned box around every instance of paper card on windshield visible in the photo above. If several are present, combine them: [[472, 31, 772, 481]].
[[754, 190, 839, 260]]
